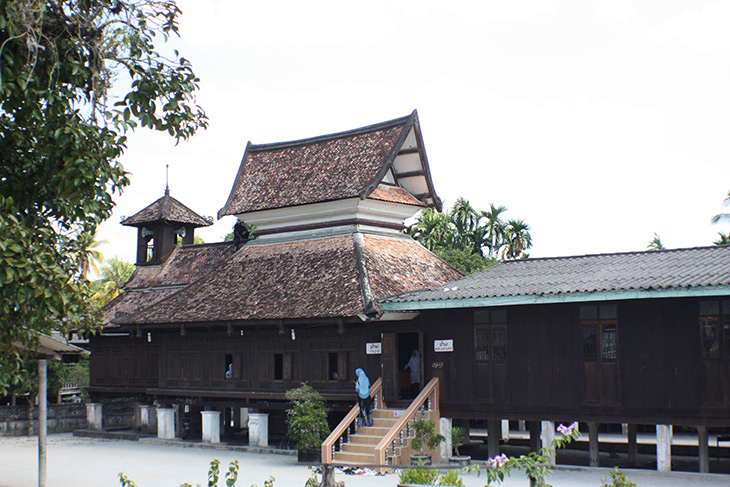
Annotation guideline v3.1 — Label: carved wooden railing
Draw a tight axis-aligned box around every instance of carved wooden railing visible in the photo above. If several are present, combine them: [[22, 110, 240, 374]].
[[321, 377, 384, 464], [374, 377, 440, 471]]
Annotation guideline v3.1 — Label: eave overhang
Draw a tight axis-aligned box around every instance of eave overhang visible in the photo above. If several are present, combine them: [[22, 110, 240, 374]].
[[379, 285, 730, 311]]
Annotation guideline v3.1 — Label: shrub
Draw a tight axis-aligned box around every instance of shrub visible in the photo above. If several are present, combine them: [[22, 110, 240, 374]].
[[285, 383, 330, 451]]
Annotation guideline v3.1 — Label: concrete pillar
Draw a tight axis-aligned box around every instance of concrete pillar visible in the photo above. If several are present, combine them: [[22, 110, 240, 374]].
[[488, 419, 501, 458], [697, 426, 709, 473], [38, 359, 47, 487], [518, 420, 526, 432], [541, 420, 556, 466], [240, 407, 249, 428], [621, 423, 628, 436], [528, 421, 541, 452], [627, 424, 638, 465], [440, 417, 452, 459], [656, 424, 672, 472], [501, 419, 510, 442], [139, 405, 153, 433], [588, 422, 599, 467], [86, 403, 103, 431], [248, 413, 269, 447], [201, 411, 221, 444], [156, 407, 175, 440]]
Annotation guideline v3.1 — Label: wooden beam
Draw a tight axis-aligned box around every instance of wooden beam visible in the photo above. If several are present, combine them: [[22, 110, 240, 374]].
[[397, 147, 420, 155], [395, 170, 425, 179]]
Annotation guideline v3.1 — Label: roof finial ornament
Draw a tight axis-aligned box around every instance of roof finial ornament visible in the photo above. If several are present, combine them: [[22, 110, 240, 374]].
[[165, 163, 170, 196]]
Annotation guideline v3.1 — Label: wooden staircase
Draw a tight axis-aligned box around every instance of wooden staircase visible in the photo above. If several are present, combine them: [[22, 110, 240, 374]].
[[332, 408, 404, 465], [322, 377, 441, 470]]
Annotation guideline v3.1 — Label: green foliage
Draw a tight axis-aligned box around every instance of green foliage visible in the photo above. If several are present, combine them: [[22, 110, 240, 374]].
[[285, 382, 330, 451], [714, 232, 730, 246], [0, 0, 206, 394], [468, 422, 581, 487], [449, 426, 467, 456], [397, 467, 463, 486], [124, 459, 257, 487], [410, 418, 445, 455], [647, 233, 665, 251], [406, 198, 532, 274], [90, 257, 135, 306], [601, 467, 636, 487], [398, 465, 439, 485]]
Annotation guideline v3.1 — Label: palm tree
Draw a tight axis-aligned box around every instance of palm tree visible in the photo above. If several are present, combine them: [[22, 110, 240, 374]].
[[480, 204, 507, 259], [449, 198, 482, 255], [714, 232, 730, 246], [647, 233, 665, 251], [71, 231, 107, 278], [500, 219, 532, 260], [91, 258, 135, 306], [406, 208, 454, 252], [711, 190, 730, 225]]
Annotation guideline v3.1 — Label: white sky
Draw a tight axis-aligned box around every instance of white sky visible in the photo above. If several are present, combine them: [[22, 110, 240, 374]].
[[96, 0, 730, 264]]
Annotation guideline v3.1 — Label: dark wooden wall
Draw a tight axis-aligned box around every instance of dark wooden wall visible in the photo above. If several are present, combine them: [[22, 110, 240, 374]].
[[415, 297, 730, 426]]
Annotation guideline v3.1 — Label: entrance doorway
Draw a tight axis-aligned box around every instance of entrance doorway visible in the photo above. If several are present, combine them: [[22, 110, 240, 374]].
[[397, 332, 420, 399]]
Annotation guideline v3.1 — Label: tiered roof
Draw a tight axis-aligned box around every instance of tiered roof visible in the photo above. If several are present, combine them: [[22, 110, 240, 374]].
[[122, 190, 213, 228]]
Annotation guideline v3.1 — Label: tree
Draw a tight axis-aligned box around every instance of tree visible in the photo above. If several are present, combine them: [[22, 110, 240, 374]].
[[91, 257, 135, 306], [647, 233, 665, 251], [714, 233, 730, 246], [0, 0, 207, 394], [481, 204, 507, 259], [500, 219, 532, 260], [711, 190, 730, 226]]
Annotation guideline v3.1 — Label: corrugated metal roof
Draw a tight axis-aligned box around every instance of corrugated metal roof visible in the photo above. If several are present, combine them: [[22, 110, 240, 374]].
[[381, 245, 730, 307]]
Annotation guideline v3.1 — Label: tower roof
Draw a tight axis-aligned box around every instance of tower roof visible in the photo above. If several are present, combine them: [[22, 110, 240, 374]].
[[218, 110, 441, 218], [122, 191, 213, 228]]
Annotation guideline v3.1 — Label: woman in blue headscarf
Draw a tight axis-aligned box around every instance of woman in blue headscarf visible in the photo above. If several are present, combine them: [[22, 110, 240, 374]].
[[355, 368, 372, 426]]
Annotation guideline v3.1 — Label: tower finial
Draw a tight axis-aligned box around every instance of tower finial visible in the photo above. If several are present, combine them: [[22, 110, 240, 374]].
[[165, 163, 170, 196]]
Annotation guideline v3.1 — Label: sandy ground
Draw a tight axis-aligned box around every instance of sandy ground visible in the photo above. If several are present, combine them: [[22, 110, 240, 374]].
[[1, 434, 729, 487]]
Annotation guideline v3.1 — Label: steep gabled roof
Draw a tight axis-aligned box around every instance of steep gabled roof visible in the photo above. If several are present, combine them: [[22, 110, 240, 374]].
[[381, 245, 730, 310], [218, 110, 441, 218], [115, 233, 461, 326], [122, 191, 213, 227]]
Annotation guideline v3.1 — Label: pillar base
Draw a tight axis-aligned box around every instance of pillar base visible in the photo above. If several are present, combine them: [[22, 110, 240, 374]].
[[201, 411, 221, 444]]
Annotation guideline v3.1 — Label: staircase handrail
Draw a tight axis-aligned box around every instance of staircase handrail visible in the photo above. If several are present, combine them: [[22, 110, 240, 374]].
[[373, 377, 440, 469], [321, 377, 383, 464]]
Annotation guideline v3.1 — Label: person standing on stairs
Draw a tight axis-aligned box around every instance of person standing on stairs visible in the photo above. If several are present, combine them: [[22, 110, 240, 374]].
[[355, 368, 372, 426]]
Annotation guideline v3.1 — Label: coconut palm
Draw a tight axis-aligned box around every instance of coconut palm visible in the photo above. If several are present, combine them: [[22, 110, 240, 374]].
[[711, 190, 730, 225], [406, 208, 454, 252], [91, 258, 135, 306], [500, 219, 532, 260]]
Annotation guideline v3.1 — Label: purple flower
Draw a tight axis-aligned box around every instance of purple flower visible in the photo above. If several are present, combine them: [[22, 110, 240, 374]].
[[557, 422, 579, 435], [487, 453, 509, 468]]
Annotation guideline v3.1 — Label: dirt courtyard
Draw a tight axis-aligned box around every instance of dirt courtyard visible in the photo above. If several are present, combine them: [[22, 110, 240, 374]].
[[0, 434, 729, 487]]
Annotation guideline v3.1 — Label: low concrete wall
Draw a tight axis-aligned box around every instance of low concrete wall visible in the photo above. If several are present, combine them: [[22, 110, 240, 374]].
[[0, 401, 137, 436]]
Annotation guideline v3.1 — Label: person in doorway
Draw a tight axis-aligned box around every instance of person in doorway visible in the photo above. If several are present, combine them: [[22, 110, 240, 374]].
[[404, 350, 420, 398], [225, 363, 233, 379], [355, 368, 372, 426]]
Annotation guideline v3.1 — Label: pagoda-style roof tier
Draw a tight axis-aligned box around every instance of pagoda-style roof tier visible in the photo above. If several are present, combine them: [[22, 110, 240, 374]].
[[113, 233, 461, 326], [122, 191, 213, 228], [218, 110, 441, 220]]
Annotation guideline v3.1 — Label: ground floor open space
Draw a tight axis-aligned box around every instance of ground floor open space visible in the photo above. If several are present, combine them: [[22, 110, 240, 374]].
[[0, 434, 729, 487]]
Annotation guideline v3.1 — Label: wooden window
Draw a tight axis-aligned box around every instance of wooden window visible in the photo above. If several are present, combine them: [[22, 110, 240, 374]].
[[580, 304, 618, 405], [699, 300, 730, 405], [474, 309, 508, 403], [274, 353, 292, 381]]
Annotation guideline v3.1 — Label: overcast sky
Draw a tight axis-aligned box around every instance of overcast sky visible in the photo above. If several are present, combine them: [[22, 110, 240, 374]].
[[96, 0, 730, 265]]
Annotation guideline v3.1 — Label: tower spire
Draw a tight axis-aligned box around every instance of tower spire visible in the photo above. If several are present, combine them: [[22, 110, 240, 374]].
[[165, 164, 170, 196]]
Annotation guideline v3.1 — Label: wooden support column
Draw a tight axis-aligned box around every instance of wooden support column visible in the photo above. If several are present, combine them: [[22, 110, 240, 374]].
[[588, 422, 599, 467], [656, 424, 672, 472], [627, 424, 638, 465], [541, 421, 556, 466], [487, 419, 501, 458], [528, 421, 541, 453], [697, 426, 709, 473]]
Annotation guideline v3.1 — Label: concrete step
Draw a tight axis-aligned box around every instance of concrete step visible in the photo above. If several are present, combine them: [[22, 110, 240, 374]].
[[349, 434, 383, 445], [333, 451, 375, 464], [341, 443, 376, 454]]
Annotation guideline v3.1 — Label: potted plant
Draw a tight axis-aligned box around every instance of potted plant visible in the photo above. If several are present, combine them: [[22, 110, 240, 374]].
[[410, 418, 445, 465], [285, 383, 330, 463], [447, 425, 471, 466]]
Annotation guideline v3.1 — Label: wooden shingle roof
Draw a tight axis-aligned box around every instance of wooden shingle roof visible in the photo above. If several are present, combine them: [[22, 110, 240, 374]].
[[218, 110, 441, 218], [115, 234, 461, 326], [122, 191, 213, 228]]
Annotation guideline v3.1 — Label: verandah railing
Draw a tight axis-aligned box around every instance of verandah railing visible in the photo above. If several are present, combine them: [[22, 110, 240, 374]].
[[374, 377, 440, 471], [321, 377, 384, 464]]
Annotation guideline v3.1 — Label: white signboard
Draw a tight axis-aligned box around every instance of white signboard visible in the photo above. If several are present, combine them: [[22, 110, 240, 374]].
[[366, 342, 382, 354], [434, 339, 454, 352]]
